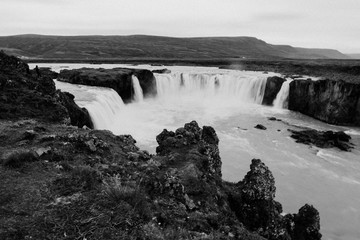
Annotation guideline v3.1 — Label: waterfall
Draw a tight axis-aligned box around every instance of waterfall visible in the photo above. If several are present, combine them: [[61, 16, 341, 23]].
[[273, 80, 293, 108], [54, 80, 125, 129], [55, 71, 272, 131], [154, 73, 268, 104], [131, 75, 144, 102]]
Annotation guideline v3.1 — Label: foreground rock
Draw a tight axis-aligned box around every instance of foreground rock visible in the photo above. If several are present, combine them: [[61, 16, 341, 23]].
[[0, 51, 93, 128], [262, 76, 286, 105], [57, 67, 157, 102], [289, 129, 352, 151], [0, 119, 321, 240], [289, 79, 360, 126]]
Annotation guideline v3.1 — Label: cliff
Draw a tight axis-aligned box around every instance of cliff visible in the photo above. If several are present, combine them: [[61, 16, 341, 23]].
[[288, 79, 360, 126], [57, 68, 156, 102]]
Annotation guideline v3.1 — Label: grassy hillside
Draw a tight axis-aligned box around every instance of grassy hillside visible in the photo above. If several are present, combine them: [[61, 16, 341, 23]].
[[0, 34, 349, 60]]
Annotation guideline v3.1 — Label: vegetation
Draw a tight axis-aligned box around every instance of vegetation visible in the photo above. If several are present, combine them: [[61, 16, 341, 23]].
[[0, 34, 348, 60]]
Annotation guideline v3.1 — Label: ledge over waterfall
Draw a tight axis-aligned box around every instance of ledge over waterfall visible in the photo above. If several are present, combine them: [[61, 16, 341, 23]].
[[57, 67, 156, 102]]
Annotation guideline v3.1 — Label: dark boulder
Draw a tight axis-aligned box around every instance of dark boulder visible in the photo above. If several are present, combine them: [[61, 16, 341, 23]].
[[155, 121, 222, 179], [288, 79, 360, 126], [255, 124, 267, 130], [262, 76, 286, 106], [289, 129, 352, 151]]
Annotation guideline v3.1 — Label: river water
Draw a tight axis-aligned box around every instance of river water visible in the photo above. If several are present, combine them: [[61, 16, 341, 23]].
[[31, 63, 360, 240]]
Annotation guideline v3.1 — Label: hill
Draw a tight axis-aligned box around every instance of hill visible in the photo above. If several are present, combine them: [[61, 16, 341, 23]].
[[0, 34, 349, 60], [348, 54, 360, 59]]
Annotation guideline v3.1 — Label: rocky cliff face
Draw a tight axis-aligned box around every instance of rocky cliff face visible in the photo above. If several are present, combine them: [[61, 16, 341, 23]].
[[262, 76, 286, 105], [288, 79, 360, 126], [0, 51, 93, 128], [57, 67, 157, 102]]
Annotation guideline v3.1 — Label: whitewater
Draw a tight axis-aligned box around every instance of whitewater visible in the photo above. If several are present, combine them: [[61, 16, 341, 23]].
[[33, 63, 360, 240]]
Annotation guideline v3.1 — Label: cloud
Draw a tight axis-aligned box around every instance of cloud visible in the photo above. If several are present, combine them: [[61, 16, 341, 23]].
[[254, 12, 304, 22]]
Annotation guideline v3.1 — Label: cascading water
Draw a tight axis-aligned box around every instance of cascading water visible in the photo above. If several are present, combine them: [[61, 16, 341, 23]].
[[273, 80, 293, 108], [131, 75, 144, 102], [155, 72, 268, 104], [54, 80, 125, 129]]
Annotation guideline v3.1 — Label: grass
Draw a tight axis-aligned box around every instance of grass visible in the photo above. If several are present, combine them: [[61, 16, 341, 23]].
[[1, 150, 38, 168], [52, 165, 102, 196], [102, 175, 150, 218]]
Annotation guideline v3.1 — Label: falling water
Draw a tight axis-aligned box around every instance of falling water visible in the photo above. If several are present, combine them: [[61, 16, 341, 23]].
[[131, 75, 144, 102], [155, 72, 268, 104], [273, 80, 293, 108], [54, 80, 125, 129]]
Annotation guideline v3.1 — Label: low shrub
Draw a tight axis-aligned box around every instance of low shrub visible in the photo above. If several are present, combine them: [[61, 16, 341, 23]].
[[103, 175, 150, 218]]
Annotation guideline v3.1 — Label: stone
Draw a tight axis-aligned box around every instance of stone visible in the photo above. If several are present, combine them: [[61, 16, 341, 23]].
[[254, 124, 267, 130], [35, 146, 52, 157], [85, 139, 97, 152]]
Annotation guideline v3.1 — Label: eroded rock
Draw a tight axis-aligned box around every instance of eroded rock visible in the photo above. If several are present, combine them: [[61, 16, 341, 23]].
[[289, 129, 352, 151]]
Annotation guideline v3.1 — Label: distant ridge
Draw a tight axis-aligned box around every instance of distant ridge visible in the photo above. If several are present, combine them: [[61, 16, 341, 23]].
[[0, 34, 349, 60], [347, 54, 360, 59]]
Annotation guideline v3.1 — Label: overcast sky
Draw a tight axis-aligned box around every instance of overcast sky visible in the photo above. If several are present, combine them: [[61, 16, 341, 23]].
[[1, 0, 359, 53]]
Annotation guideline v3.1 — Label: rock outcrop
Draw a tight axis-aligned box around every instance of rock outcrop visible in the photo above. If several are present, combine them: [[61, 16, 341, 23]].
[[288, 79, 360, 126], [56, 91, 94, 128], [262, 76, 286, 105], [57, 67, 157, 102], [289, 129, 352, 151], [227, 159, 322, 240], [0, 51, 93, 128]]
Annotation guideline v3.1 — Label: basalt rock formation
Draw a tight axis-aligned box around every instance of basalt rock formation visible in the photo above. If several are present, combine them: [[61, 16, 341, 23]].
[[57, 67, 157, 102], [288, 79, 360, 126], [289, 129, 352, 151], [262, 76, 286, 105], [0, 51, 93, 128]]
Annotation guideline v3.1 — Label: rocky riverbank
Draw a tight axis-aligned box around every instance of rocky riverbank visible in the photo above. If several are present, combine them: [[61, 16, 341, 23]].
[[0, 52, 322, 239]]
